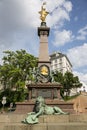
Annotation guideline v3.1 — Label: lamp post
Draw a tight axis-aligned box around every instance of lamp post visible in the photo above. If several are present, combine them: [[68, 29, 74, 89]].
[[2, 96, 6, 113]]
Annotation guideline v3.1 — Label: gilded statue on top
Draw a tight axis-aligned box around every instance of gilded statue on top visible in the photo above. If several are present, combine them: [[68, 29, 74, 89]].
[[39, 2, 49, 22]]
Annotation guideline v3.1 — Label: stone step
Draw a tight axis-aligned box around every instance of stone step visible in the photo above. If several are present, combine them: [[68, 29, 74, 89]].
[[1, 114, 87, 124], [3, 122, 87, 130], [0, 114, 26, 123], [1, 114, 87, 130], [0, 124, 5, 130]]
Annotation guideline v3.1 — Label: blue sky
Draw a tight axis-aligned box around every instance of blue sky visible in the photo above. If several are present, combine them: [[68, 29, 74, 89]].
[[0, 0, 87, 86]]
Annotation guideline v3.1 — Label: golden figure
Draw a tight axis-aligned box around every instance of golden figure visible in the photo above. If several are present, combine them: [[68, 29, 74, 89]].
[[41, 66, 48, 75], [39, 2, 49, 22]]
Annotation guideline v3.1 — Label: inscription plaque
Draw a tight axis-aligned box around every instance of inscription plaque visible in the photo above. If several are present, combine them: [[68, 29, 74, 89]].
[[38, 89, 52, 98]]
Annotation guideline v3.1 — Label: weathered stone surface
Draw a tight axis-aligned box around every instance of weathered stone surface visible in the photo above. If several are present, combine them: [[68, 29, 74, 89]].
[[69, 114, 87, 122], [0, 114, 26, 123], [15, 97, 74, 114], [43, 115, 69, 123], [3, 123, 87, 130], [47, 123, 87, 130], [1, 114, 87, 124], [1, 114, 87, 130], [4, 124, 30, 130], [31, 123, 47, 130]]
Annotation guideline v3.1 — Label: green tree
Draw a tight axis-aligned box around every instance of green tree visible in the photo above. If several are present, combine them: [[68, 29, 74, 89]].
[[63, 72, 82, 96], [53, 71, 63, 84], [0, 49, 37, 90], [53, 71, 82, 96]]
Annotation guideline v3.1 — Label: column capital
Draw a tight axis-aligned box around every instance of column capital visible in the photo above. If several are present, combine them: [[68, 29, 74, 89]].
[[38, 26, 50, 36]]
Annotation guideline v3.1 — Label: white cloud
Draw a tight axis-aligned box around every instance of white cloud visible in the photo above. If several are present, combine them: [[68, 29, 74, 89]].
[[0, 0, 72, 32], [67, 43, 87, 68], [77, 25, 87, 40], [46, 0, 72, 13], [0, 0, 41, 64], [48, 7, 70, 28], [0, 0, 72, 64], [63, 1, 72, 12], [53, 30, 73, 46], [47, 0, 72, 28], [74, 71, 87, 86]]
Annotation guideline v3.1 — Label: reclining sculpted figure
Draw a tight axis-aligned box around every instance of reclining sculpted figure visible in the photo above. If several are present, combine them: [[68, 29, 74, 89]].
[[22, 96, 69, 124]]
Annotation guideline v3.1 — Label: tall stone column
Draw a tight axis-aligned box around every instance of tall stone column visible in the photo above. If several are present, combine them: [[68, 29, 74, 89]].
[[38, 22, 51, 67]]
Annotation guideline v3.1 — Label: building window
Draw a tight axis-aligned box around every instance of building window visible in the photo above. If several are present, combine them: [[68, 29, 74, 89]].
[[55, 59, 57, 63], [59, 58, 62, 62], [55, 64, 57, 68]]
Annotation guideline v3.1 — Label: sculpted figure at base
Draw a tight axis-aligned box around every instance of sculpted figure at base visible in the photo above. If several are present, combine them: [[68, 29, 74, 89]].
[[22, 96, 69, 124]]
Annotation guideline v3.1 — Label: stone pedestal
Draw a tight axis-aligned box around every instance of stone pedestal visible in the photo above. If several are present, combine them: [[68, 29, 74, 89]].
[[15, 83, 74, 114], [15, 100, 74, 114], [27, 83, 62, 99]]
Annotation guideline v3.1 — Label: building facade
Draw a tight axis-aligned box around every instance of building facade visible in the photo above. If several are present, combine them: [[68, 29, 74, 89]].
[[50, 52, 72, 74]]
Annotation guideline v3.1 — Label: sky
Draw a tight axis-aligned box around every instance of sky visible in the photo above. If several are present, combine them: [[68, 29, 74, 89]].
[[0, 0, 87, 87]]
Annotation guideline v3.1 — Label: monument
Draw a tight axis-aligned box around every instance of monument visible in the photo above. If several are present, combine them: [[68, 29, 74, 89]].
[[27, 2, 62, 100], [1, 3, 87, 130], [15, 3, 74, 114]]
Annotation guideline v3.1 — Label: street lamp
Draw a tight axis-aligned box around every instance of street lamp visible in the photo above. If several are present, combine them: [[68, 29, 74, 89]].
[[2, 96, 6, 113]]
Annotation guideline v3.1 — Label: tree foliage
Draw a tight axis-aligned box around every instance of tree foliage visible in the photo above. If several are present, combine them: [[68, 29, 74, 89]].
[[0, 87, 28, 108], [63, 72, 82, 95], [53, 71, 64, 84], [53, 71, 82, 95], [0, 49, 37, 90]]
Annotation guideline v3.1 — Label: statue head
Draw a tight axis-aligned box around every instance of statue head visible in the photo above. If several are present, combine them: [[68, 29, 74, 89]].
[[35, 96, 45, 105], [33, 96, 45, 113]]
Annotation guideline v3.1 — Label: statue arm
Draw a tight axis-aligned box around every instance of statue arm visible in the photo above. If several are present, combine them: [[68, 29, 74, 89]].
[[36, 107, 44, 116], [32, 107, 44, 121]]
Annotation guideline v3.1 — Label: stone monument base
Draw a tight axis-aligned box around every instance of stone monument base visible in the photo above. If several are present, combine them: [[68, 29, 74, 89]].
[[15, 83, 74, 114], [27, 83, 62, 99], [15, 99, 74, 114]]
